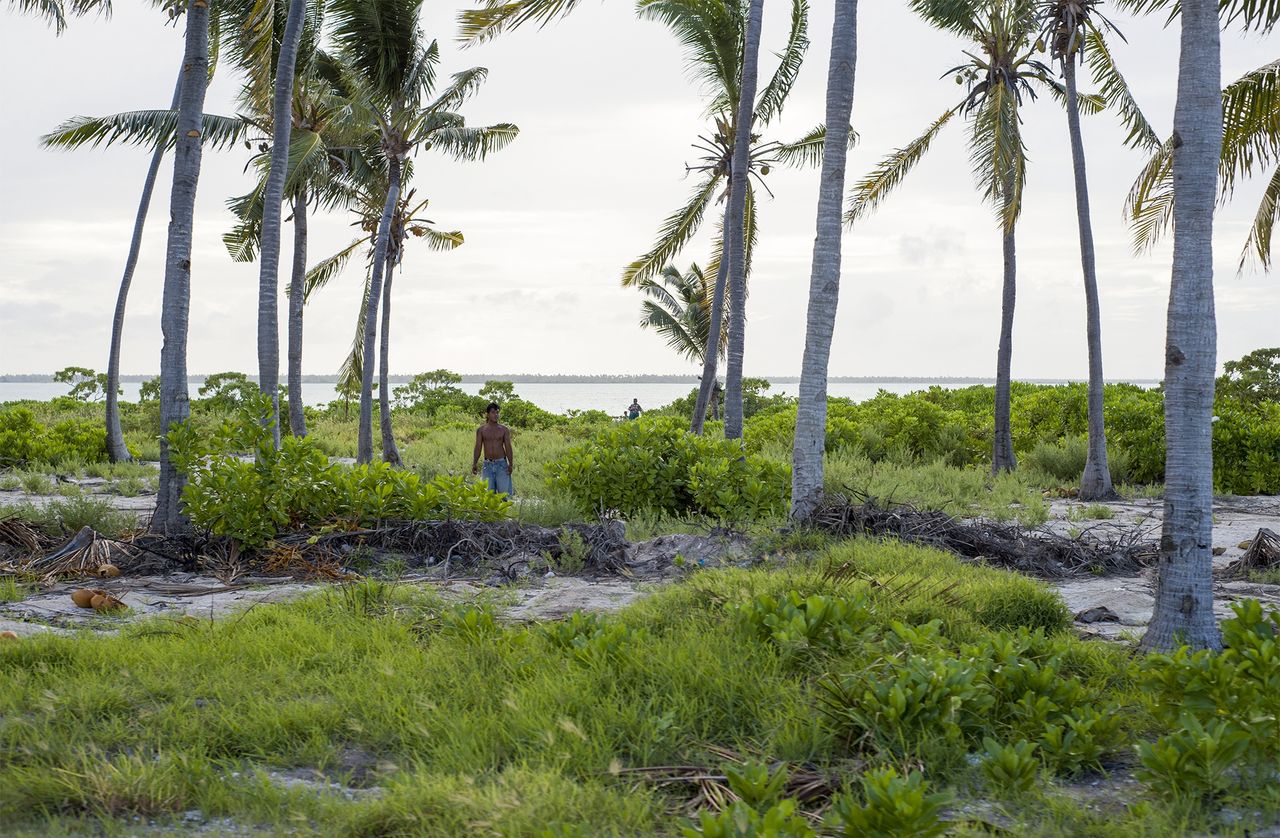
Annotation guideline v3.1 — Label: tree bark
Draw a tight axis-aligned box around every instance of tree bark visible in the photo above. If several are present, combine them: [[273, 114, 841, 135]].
[[691, 200, 733, 435], [1064, 58, 1116, 501], [106, 73, 182, 463], [992, 186, 1018, 474], [379, 254, 402, 466], [723, 0, 765, 440], [1141, 0, 1222, 653], [357, 156, 401, 464], [154, 0, 210, 533], [790, 0, 858, 520], [287, 186, 308, 437], [255, 0, 308, 451]]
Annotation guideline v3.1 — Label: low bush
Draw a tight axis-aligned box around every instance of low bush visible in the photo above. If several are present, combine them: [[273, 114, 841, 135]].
[[0, 408, 109, 469], [546, 417, 789, 523], [168, 399, 510, 547]]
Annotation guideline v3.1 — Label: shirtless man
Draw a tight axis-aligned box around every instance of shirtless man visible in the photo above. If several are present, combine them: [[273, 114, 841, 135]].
[[472, 402, 515, 496]]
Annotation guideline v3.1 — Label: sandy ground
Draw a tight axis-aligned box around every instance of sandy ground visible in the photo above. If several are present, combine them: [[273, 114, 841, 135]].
[[1044, 494, 1280, 639], [2, 482, 1278, 642]]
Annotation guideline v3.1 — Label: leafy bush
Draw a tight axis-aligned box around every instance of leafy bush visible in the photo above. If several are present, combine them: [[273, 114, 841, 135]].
[[0, 408, 109, 468], [980, 738, 1039, 795], [545, 417, 789, 522], [168, 398, 510, 547], [825, 768, 950, 838], [1138, 599, 1280, 797], [732, 591, 873, 657]]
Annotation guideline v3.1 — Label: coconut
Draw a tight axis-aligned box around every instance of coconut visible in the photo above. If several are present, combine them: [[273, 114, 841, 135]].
[[97, 564, 121, 578], [71, 588, 99, 608], [0, 630, 18, 641], [91, 594, 124, 612]]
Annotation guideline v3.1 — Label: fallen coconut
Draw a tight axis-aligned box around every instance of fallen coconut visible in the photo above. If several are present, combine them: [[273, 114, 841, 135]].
[[91, 594, 125, 613], [0, 630, 18, 641], [71, 588, 100, 608], [97, 564, 121, 578]]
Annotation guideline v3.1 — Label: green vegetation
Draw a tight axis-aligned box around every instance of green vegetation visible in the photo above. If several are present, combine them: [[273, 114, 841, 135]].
[[1, 539, 1277, 834]]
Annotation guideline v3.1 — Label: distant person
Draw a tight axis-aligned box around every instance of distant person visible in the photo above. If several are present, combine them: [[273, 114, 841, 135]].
[[472, 402, 514, 496], [627, 399, 643, 421]]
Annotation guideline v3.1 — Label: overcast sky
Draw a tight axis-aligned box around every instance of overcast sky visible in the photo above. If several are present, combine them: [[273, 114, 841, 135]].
[[1, 2, 1276, 379]]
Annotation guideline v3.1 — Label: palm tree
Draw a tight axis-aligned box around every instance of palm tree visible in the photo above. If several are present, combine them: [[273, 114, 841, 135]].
[[304, 156, 466, 463], [1116, 0, 1226, 652], [625, 0, 818, 435], [791, 0, 859, 520], [251, 0, 310, 450], [638, 263, 727, 363], [1039, 0, 1156, 499], [156, 0, 211, 532], [327, 0, 516, 463], [848, 0, 1066, 474]]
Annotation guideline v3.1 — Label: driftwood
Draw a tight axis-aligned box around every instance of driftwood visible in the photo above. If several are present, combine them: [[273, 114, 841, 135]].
[[809, 492, 1159, 578], [1222, 528, 1280, 579]]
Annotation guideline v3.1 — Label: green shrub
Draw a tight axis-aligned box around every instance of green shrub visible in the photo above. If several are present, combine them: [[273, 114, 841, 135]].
[[1022, 435, 1133, 485], [980, 737, 1039, 795], [0, 408, 109, 469], [825, 768, 950, 838], [1138, 599, 1280, 795], [732, 591, 873, 657], [546, 417, 789, 522], [168, 398, 510, 547]]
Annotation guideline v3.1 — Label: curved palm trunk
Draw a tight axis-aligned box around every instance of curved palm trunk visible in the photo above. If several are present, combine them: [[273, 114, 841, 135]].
[[154, 0, 210, 533], [1141, 0, 1222, 653], [357, 156, 401, 464], [791, 0, 859, 520], [287, 187, 308, 437], [723, 0, 766, 440], [1063, 58, 1116, 501], [378, 254, 401, 466], [255, 0, 308, 451], [691, 202, 733, 435], [992, 196, 1018, 474], [105, 75, 183, 463]]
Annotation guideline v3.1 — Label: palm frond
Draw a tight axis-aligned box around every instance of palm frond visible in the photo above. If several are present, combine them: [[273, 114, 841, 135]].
[[968, 82, 1026, 231], [1083, 27, 1161, 151], [1044, 78, 1106, 115], [1221, 59, 1280, 196], [754, 0, 809, 125], [457, 0, 584, 44], [1114, 0, 1280, 32], [327, 0, 426, 98], [637, 0, 743, 112], [305, 238, 364, 300], [40, 110, 248, 151], [336, 273, 371, 394], [429, 67, 490, 112], [1239, 164, 1280, 271], [424, 123, 519, 160], [909, 0, 983, 35], [622, 172, 720, 286], [1124, 138, 1174, 253], [413, 227, 465, 251], [775, 124, 830, 168], [846, 110, 954, 226]]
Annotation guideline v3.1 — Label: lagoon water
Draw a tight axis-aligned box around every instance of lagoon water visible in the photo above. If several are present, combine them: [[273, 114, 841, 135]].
[[0, 378, 1157, 416]]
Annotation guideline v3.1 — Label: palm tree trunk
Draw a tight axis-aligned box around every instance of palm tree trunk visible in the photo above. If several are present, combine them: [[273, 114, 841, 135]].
[[791, 0, 858, 520], [992, 189, 1018, 474], [106, 74, 182, 463], [1063, 58, 1116, 501], [723, 0, 765, 440], [691, 201, 733, 434], [255, 0, 308, 451], [379, 254, 402, 466], [154, 0, 210, 533], [287, 186, 308, 437], [1141, 0, 1222, 653], [357, 156, 401, 464]]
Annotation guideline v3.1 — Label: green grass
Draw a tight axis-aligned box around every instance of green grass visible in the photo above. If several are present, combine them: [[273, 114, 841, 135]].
[[1068, 504, 1118, 522], [0, 496, 138, 539], [5, 537, 1267, 835], [0, 578, 27, 603]]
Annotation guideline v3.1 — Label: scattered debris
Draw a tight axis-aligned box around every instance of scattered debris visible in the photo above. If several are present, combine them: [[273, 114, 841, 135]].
[[1222, 528, 1280, 579], [809, 493, 1159, 578], [1075, 606, 1120, 624]]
